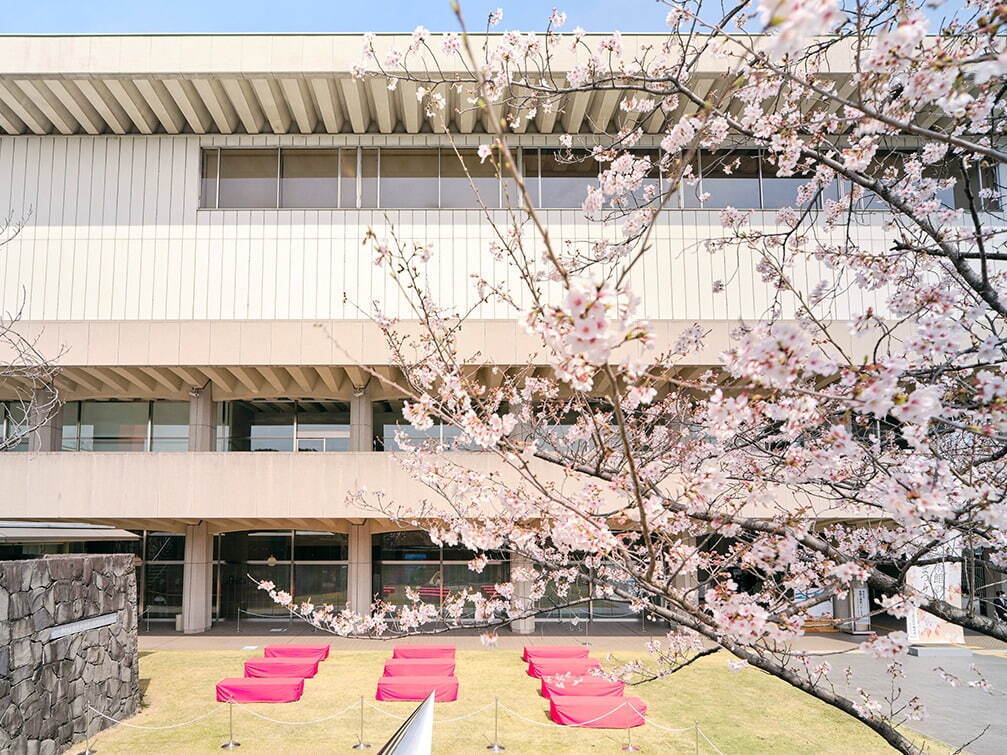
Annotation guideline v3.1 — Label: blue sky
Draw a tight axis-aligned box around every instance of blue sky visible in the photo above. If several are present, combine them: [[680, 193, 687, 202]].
[[0, 1, 672, 34]]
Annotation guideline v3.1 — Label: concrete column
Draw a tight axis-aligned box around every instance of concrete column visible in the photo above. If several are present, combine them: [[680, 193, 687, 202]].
[[347, 520, 373, 616], [510, 552, 536, 635], [188, 384, 216, 451], [349, 384, 374, 452], [182, 522, 213, 634], [28, 384, 62, 452]]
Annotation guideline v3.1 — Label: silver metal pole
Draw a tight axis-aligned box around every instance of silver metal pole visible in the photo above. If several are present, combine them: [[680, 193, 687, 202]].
[[695, 722, 700, 754], [621, 724, 640, 752], [352, 696, 371, 750], [220, 702, 240, 749], [486, 696, 505, 751]]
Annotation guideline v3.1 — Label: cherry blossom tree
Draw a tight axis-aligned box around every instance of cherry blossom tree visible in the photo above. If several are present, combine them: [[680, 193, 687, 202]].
[[261, 2, 1007, 750]]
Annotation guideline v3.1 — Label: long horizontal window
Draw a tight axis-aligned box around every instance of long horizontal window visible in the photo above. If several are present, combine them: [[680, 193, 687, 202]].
[[201, 147, 999, 212], [61, 400, 189, 452], [217, 400, 350, 452]]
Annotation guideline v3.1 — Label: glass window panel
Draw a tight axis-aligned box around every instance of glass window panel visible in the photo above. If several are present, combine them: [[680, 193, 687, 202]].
[[225, 401, 294, 451], [539, 576, 592, 619], [144, 563, 183, 618], [3, 401, 28, 451], [61, 401, 80, 451], [440, 148, 501, 208], [294, 563, 348, 606], [79, 401, 148, 452], [373, 531, 440, 561], [219, 562, 291, 619], [539, 149, 598, 208], [761, 153, 819, 209], [280, 148, 339, 208], [145, 532, 184, 561], [522, 149, 541, 207], [360, 149, 378, 208], [701, 151, 761, 208], [295, 401, 350, 452], [379, 149, 439, 208], [340, 148, 358, 209], [200, 149, 218, 208], [151, 401, 189, 452], [294, 531, 349, 561], [218, 149, 278, 209], [241, 530, 293, 562], [443, 561, 509, 617], [373, 562, 443, 606]]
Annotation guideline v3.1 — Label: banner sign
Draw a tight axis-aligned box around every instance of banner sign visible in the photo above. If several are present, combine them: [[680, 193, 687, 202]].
[[906, 560, 964, 645]]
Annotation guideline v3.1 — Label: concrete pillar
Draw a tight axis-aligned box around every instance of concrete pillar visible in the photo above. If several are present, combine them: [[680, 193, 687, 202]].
[[182, 522, 213, 634], [28, 384, 62, 452], [188, 384, 216, 451], [510, 552, 536, 635], [347, 520, 373, 616], [349, 384, 374, 452]]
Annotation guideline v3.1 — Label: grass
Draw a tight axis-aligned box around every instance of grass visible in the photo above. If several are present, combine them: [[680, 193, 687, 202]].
[[86, 649, 943, 754]]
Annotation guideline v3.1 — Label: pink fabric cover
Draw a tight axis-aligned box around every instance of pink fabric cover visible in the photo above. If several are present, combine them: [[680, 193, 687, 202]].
[[392, 645, 456, 659], [264, 644, 329, 660], [244, 658, 319, 679], [541, 675, 625, 699], [527, 658, 602, 678], [548, 695, 647, 728], [383, 658, 456, 677], [375, 676, 459, 702], [522, 645, 590, 662], [216, 677, 305, 703]]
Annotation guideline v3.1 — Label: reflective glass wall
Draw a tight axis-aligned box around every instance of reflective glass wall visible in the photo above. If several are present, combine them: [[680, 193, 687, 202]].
[[60, 400, 189, 452], [217, 400, 351, 452], [216, 530, 348, 620], [372, 531, 509, 619]]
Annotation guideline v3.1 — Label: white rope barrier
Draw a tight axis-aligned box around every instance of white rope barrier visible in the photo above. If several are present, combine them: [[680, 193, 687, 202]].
[[90, 693, 728, 751], [700, 727, 729, 755], [87, 706, 220, 731], [226, 699, 360, 725]]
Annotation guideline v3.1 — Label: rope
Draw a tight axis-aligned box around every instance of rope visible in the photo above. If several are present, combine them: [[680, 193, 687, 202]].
[[226, 699, 360, 725], [363, 701, 409, 720], [624, 703, 695, 734], [88, 706, 219, 731], [435, 702, 495, 723], [499, 701, 641, 729], [700, 728, 729, 755]]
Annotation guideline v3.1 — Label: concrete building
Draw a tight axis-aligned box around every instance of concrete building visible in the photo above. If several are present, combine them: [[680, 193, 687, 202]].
[[0, 33, 983, 634]]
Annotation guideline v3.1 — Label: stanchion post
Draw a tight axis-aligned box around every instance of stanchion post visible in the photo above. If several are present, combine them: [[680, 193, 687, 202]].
[[486, 696, 505, 751], [220, 701, 240, 749], [621, 724, 640, 752], [351, 696, 371, 750], [694, 722, 699, 754]]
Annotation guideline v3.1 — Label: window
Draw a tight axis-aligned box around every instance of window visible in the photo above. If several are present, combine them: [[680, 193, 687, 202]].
[[219, 400, 350, 452], [218, 149, 278, 208], [441, 148, 503, 208], [1, 401, 28, 451], [379, 148, 440, 208], [62, 400, 189, 452], [279, 148, 340, 208], [535, 148, 596, 207], [373, 399, 482, 451], [701, 151, 761, 209], [372, 531, 509, 618]]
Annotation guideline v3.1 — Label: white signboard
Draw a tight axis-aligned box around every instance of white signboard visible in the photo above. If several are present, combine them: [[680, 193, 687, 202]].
[[906, 561, 964, 645], [49, 612, 118, 640]]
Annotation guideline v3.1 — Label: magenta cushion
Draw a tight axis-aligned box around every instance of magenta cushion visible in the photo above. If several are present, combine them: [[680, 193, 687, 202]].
[[375, 676, 459, 702], [549, 695, 647, 728], [541, 675, 625, 699], [527, 658, 601, 678], [522, 645, 590, 662], [264, 644, 329, 660], [216, 677, 304, 703], [383, 659, 456, 677], [244, 658, 319, 679], [392, 645, 456, 659]]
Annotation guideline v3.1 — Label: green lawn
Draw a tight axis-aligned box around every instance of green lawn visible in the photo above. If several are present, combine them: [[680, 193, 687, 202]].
[[87, 649, 942, 754]]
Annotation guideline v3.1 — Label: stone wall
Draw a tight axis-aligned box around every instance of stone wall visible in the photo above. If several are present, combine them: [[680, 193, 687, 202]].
[[0, 554, 139, 754]]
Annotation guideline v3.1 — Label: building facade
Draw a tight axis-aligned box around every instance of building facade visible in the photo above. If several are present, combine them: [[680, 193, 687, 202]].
[[0, 33, 982, 633]]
